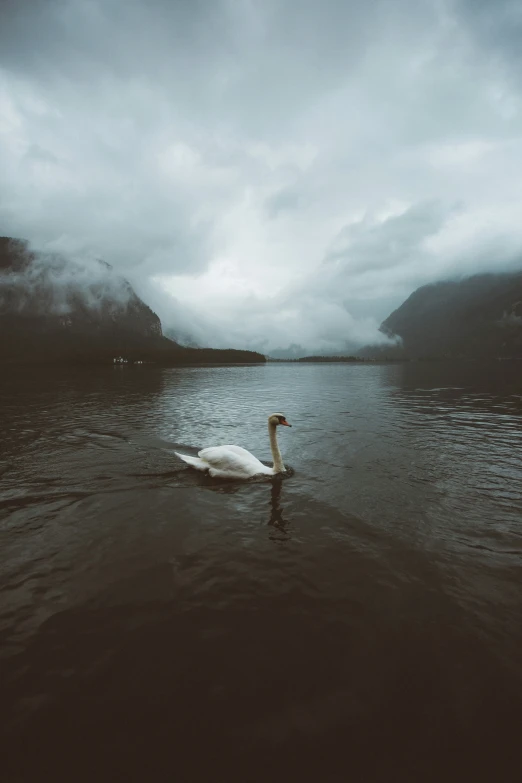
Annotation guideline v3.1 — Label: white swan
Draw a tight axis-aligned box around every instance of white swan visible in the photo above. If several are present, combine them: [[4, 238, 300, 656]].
[[175, 413, 292, 479]]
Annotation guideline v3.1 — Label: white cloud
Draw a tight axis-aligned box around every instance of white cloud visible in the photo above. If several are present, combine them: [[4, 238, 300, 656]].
[[1, 0, 522, 353]]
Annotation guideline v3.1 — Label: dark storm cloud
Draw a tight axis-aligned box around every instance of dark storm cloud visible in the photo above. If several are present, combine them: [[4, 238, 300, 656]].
[[1, 0, 522, 351], [454, 0, 522, 76], [265, 188, 301, 219], [324, 202, 452, 275]]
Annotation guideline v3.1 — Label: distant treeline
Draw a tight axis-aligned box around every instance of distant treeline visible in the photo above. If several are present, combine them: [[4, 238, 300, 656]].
[[268, 355, 364, 363], [0, 321, 266, 366], [169, 347, 265, 365], [1, 236, 266, 367], [299, 355, 362, 362], [267, 355, 411, 363]]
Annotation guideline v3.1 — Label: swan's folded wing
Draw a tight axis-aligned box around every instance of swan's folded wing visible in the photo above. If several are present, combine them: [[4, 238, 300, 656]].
[[205, 445, 256, 459], [198, 446, 268, 477]]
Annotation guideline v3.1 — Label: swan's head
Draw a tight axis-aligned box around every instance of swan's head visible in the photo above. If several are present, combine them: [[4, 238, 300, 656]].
[[268, 413, 292, 427]]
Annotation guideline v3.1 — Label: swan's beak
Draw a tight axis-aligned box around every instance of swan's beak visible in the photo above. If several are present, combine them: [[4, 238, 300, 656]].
[[281, 420, 292, 427]]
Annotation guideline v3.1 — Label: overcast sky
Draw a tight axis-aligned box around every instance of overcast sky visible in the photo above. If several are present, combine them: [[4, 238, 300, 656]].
[[1, 0, 522, 353]]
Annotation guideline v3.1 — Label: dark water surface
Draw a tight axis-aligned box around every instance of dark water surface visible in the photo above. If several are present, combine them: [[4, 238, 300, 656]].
[[1, 362, 521, 781]]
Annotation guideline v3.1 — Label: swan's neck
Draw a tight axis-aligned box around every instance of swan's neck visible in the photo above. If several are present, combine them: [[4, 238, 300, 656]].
[[269, 423, 285, 473]]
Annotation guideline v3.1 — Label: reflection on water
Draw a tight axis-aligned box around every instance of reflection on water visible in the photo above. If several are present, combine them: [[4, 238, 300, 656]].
[[268, 476, 290, 542], [1, 361, 521, 782]]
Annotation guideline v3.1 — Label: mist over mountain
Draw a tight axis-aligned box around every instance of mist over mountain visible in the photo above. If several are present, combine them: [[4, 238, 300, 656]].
[[3, 235, 522, 364], [164, 328, 200, 349], [0, 236, 163, 333], [267, 340, 365, 360], [0, 238, 264, 365], [2, 0, 522, 358], [367, 271, 522, 360]]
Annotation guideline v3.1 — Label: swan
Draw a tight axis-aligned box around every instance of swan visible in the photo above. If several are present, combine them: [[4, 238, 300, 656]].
[[174, 413, 292, 479]]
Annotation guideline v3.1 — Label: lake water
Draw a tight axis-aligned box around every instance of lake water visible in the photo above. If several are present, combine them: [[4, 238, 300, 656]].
[[1, 362, 521, 782]]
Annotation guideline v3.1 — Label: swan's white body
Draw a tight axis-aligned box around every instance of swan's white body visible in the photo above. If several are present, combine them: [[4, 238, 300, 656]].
[[175, 413, 291, 480], [175, 444, 274, 479]]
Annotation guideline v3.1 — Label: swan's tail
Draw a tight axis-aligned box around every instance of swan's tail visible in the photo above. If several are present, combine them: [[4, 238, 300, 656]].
[[174, 451, 209, 472]]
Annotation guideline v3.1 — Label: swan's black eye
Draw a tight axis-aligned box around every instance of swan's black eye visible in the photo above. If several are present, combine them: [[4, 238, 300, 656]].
[[277, 415, 285, 422]]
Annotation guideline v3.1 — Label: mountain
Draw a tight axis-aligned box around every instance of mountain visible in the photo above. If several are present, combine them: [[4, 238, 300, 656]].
[[0, 237, 264, 365], [267, 340, 363, 360], [373, 271, 522, 359], [164, 328, 200, 348], [0, 236, 174, 363]]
